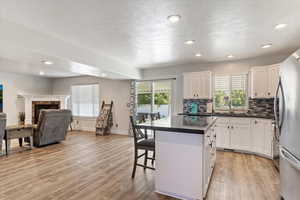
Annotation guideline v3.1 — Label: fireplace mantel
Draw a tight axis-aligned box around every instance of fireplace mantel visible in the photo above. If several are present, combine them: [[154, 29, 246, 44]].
[[18, 94, 70, 124]]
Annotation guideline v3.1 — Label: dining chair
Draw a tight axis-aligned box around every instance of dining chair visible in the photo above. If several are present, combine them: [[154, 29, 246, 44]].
[[130, 116, 155, 178], [0, 113, 6, 155]]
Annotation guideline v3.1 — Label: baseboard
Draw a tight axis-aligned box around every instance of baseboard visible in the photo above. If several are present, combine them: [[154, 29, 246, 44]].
[[111, 129, 130, 135], [217, 148, 273, 160]]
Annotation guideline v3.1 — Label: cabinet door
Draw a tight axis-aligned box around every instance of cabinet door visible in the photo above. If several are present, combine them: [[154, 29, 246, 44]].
[[201, 71, 212, 99], [251, 119, 266, 155], [191, 74, 201, 99], [183, 73, 193, 99], [215, 124, 230, 149], [264, 121, 274, 157], [230, 124, 252, 151], [203, 131, 212, 195], [251, 67, 268, 98], [267, 65, 280, 98]]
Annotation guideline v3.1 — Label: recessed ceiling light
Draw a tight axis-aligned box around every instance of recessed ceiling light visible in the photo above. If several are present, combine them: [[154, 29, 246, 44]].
[[275, 23, 287, 30], [167, 15, 181, 23], [227, 55, 234, 58], [42, 60, 53, 65], [185, 40, 195, 45], [39, 71, 45, 75], [101, 73, 107, 77], [195, 53, 202, 57], [261, 43, 272, 49]]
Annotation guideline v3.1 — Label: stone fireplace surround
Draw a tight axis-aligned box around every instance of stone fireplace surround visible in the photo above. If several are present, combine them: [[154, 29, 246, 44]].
[[18, 94, 69, 124]]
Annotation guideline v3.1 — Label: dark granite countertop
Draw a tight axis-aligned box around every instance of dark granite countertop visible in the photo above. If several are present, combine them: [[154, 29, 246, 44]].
[[136, 116, 217, 134], [178, 112, 274, 120]]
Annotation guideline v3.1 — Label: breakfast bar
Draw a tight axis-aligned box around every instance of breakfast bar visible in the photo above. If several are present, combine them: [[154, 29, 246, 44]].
[[137, 115, 217, 200]]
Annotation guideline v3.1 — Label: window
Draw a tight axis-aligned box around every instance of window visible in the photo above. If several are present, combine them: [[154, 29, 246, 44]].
[[71, 84, 99, 117], [136, 80, 172, 120], [214, 74, 248, 110]]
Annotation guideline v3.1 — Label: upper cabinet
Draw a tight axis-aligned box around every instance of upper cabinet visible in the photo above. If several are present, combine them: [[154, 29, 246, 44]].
[[267, 65, 280, 97], [250, 64, 280, 98], [183, 71, 212, 99]]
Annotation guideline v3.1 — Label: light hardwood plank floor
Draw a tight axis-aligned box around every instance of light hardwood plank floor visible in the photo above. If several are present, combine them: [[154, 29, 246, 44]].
[[0, 131, 279, 200]]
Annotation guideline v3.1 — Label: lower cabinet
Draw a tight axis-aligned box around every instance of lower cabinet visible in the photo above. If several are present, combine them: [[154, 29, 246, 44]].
[[203, 125, 216, 198], [215, 123, 230, 149], [251, 119, 273, 156], [230, 124, 252, 152], [215, 117, 273, 158]]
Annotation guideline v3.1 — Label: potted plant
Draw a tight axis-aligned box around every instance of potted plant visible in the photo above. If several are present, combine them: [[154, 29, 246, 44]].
[[18, 112, 25, 125]]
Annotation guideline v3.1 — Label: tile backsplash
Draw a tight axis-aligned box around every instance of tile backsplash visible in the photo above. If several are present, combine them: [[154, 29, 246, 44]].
[[183, 98, 276, 117], [248, 98, 275, 117], [183, 99, 212, 113]]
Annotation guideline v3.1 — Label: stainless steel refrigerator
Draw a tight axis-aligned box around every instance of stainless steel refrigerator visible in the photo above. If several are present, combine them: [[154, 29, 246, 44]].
[[275, 49, 300, 200]]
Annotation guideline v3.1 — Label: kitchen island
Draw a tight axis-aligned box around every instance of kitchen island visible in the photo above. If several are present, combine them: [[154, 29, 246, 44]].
[[136, 115, 217, 200]]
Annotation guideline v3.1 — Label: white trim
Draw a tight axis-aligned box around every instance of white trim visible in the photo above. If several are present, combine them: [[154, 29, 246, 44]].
[[18, 94, 70, 124]]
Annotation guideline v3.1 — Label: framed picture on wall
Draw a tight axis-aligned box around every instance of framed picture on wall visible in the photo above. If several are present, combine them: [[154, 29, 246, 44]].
[[0, 85, 3, 112]]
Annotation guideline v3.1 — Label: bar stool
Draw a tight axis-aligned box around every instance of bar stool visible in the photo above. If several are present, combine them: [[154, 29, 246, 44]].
[[130, 116, 155, 178]]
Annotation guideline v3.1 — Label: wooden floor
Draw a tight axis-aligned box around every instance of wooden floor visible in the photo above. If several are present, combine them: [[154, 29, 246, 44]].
[[0, 132, 279, 200]]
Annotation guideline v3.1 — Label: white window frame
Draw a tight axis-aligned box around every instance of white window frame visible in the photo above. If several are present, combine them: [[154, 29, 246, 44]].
[[71, 83, 100, 117], [135, 79, 173, 118], [213, 73, 249, 112]]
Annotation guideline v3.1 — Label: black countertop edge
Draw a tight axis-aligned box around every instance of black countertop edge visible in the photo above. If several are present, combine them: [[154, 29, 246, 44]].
[[136, 117, 217, 135], [135, 125, 205, 134], [178, 113, 274, 120]]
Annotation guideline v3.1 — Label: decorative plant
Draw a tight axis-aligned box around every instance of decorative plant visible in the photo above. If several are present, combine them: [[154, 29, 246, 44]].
[[18, 112, 25, 123]]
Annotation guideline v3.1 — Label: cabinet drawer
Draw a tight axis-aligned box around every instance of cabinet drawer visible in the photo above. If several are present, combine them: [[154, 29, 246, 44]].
[[6, 129, 33, 139], [216, 117, 229, 124], [230, 118, 251, 126]]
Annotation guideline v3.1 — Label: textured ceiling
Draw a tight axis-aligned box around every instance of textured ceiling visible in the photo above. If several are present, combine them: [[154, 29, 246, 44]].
[[0, 0, 299, 77]]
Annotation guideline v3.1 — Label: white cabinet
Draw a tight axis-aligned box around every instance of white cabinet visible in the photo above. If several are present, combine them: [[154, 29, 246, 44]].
[[216, 117, 273, 158], [200, 71, 212, 99], [267, 65, 280, 97], [183, 73, 193, 99], [251, 64, 280, 98], [215, 118, 251, 152], [215, 123, 230, 149], [203, 125, 216, 198], [230, 124, 252, 151], [251, 119, 266, 154], [251, 119, 273, 157], [251, 67, 268, 98], [183, 71, 212, 99]]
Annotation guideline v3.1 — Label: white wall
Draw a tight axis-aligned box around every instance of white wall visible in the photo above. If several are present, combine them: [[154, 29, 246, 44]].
[[52, 76, 131, 135], [142, 53, 289, 114], [0, 72, 52, 125]]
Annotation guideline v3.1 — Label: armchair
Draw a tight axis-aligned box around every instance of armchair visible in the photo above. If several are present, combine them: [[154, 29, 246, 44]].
[[33, 109, 72, 147]]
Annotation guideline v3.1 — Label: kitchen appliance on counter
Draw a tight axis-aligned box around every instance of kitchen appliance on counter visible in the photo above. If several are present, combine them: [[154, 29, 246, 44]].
[[206, 102, 213, 113], [190, 102, 198, 114], [274, 49, 300, 200]]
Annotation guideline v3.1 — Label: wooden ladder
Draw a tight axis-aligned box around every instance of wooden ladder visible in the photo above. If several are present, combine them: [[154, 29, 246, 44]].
[[95, 101, 113, 136]]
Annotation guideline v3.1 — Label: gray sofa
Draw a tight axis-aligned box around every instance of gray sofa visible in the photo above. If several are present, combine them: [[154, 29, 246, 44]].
[[0, 113, 6, 153], [33, 109, 72, 147]]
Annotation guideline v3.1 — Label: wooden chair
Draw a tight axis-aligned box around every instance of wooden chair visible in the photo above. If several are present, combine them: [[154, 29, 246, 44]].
[[130, 116, 155, 178]]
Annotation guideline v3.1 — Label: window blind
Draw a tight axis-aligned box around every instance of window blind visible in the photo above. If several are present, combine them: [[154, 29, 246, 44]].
[[215, 75, 230, 91], [231, 74, 247, 91], [71, 84, 99, 117], [214, 74, 248, 110]]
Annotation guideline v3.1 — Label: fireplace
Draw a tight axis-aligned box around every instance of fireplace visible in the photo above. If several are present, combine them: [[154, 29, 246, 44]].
[[32, 101, 60, 124]]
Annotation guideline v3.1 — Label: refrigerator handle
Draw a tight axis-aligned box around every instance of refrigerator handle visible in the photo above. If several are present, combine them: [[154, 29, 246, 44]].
[[280, 146, 300, 171], [279, 79, 285, 132], [274, 79, 280, 140]]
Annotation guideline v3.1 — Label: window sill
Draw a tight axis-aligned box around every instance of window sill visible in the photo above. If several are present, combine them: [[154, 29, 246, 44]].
[[214, 110, 248, 114]]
